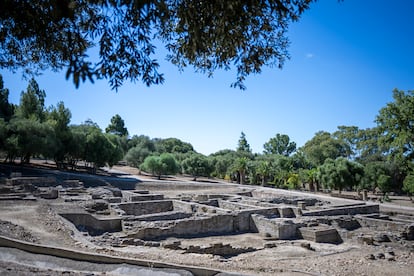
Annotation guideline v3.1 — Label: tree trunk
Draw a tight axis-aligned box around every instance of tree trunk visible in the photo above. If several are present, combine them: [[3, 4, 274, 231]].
[[240, 170, 246, 184]]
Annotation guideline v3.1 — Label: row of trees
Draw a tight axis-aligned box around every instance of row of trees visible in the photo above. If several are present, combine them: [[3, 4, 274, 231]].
[[1, 76, 413, 196], [123, 89, 414, 197]]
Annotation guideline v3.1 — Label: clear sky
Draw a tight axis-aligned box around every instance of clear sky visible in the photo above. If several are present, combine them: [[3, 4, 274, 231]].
[[1, 0, 414, 155]]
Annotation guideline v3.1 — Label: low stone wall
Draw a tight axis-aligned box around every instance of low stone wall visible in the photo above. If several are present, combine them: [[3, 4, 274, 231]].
[[250, 215, 298, 239], [330, 193, 362, 201], [183, 243, 256, 257], [133, 211, 193, 221], [218, 200, 258, 211], [302, 204, 379, 217], [0, 235, 220, 276], [118, 200, 174, 216], [60, 213, 122, 235], [7, 176, 57, 187], [355, 214, 408, 232], [123, 191, 164, 202], [236, 208, 280, 232], [299, 226, 342, 244], [173, 200, 196, 213], [130, 214, 235, 240]]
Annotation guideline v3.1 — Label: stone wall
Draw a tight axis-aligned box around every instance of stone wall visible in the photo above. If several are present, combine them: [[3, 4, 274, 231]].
[[299, 226, 342, 244], [7, 176, 57, 187], [122, 191, 164, 202], [130, 214, 235, 240], [302, 204, 379, 217], [133, 211, 193, 221], [250, 214, 298, 239], [60, 213, 122, 235], [117, 200, 174, 216], [355, 214, 408, 232], [218, 200, 258, 211]]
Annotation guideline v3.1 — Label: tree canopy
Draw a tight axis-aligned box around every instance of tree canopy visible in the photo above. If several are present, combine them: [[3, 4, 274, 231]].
[[237, 132, 251, 154], [376, 89, 414, 166], [263, 133, 296, 156], [0, 0, 315, 90], [0, 74, 413, 196], [105, 114, 128, 137]]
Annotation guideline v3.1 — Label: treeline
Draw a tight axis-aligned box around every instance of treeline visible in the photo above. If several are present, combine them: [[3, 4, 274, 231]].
[[0, 76, 413, 197]]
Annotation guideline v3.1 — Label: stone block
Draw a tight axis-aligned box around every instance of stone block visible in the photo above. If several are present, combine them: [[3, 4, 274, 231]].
[[299, 225, 342, 244], [40, 188, 59, 199], [251, 214, 298, 240]]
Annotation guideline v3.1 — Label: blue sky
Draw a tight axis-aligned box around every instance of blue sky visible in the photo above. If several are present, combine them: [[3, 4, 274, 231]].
[[2, 0, 414, 155]]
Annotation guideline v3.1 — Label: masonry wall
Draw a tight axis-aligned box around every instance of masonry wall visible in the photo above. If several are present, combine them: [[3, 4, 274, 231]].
[[60, 213, 122, 234], [250, 214, 298, 239], [302, 204, 379, 217], [118, 200, 173, 216], [131, 214, 235, 240], [355, 215, 408, 232]]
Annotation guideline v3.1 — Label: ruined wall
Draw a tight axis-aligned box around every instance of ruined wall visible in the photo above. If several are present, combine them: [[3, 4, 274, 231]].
[[355, 215, 408, 232], [133, 211, 193, 221], [131, 214, 235, 240], [250, 214, 298, 239], [118, 200, 173, 216], [122, 191, 164, 202], [60, 213, 122, 235], [218, 200, 257, 211], [302, 204, 379, 217], [299, 226, 342, 244]]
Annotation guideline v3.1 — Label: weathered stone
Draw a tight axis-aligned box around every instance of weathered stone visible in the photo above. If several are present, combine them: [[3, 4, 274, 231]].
[[299, 226, 342, 244], [251, 215, 298, 240], [374, 233, 391, 243], [85, 200, 109, 212], [376, 252, 385, 259], [264, 242, 277, 248], [300, 242, 314, 251], [366, 254, 375, 260], [40, 188, 58, 199], [297, 201, 306, 210], [404, 224, 414, 240], [60, 213, 122, 236], [357, 235, 374, 245], [163, 240, 182, 250], [183, 243, 255, 256]]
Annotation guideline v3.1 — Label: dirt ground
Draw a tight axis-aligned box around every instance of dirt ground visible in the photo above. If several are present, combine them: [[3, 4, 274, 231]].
[[0, 165, 413, 276]]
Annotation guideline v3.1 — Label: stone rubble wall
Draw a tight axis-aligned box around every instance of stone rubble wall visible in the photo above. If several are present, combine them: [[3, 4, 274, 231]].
[[60, 213, 122, 235], [302, 204, 380, 217], [130, 214, 235, 240], [117, 200, 174, 216], [250, 214, 298, 239]]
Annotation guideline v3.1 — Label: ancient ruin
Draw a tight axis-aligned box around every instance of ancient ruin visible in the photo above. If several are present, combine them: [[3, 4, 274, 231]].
[[0, 165, 413, 275]]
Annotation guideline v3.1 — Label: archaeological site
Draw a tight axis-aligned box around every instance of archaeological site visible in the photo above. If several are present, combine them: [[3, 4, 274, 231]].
[[0, 164, 413, 275]]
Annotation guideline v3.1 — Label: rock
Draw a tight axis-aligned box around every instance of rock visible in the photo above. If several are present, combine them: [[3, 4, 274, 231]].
[[163, 240, 182, 250], [365, 254, 375, 260], [107, 187, 122, 197], [403, 224, 414, 240], [374, 233, 390, 243], [386, 255, 396, 261], [358, 235, 374, 245], [264, 242, 277, 248], [375, 252, 385, 259], [144, 241, 160, 247], [386, 250, 395, 256], [85, 200, 109, 212], [40, 188, 59, 199], [300, 242, 314, 251]]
